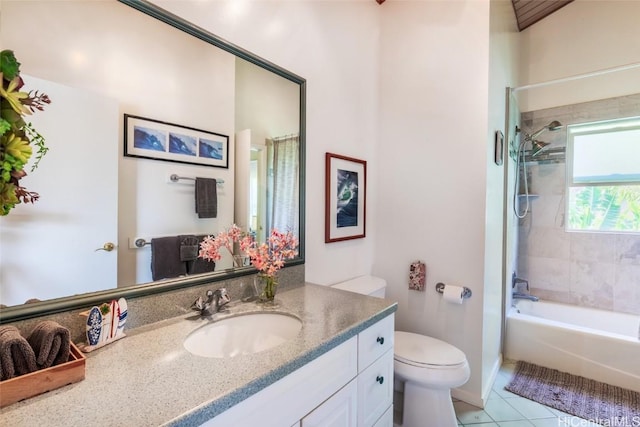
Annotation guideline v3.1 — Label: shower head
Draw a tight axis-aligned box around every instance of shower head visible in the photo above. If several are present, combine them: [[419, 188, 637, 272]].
[[528, 120, 563, 140], [531, 139, 550, 156]]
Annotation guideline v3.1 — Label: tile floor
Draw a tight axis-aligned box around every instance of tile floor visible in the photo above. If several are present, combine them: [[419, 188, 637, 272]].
[[454, 361, 600, 427]]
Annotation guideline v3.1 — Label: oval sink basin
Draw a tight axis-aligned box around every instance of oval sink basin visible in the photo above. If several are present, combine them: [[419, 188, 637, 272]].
[[184, 313, 302, 358]]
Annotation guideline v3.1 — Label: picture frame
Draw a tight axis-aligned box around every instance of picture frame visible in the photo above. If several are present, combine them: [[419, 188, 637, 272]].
[[124, 114, 229, 169], [495, 130, 504, 166], [325, 152, 367, 243]]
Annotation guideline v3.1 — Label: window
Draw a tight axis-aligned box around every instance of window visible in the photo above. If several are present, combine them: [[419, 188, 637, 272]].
[[567, 117, 640, 233]]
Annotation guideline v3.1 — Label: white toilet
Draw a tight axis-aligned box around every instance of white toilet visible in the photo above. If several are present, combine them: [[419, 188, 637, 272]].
[[331, 276, 470, 427]]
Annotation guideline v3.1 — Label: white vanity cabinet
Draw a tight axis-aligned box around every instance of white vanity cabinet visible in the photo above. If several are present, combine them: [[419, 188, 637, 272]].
[[202, 314, 394, 427], [356, 314, 394, 427]]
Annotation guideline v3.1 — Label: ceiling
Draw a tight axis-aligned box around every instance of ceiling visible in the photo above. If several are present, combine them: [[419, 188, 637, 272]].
[[511, 0, 574, 31], [375, 0, 574, 32]]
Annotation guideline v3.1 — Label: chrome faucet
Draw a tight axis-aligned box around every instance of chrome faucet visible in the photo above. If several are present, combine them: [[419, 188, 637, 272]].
[[191, 288, 231, 316], [512, 276, 539, 302]]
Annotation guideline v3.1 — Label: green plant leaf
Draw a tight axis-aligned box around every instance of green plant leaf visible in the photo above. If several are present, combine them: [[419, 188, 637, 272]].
[[5, 133, 32, 165], [0, 181, 19, 216], [0, 50, 20, 81], [0, 117, 10, 136], [0, 74, 30, 116]]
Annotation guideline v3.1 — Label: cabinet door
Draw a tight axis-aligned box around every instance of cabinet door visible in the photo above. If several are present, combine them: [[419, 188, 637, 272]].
[[357, 349, 394, 427], [372, 405, 393, 427], [202, 337, 357, 427], [302, 379, 357, 427], [358, 315, 394, 370]]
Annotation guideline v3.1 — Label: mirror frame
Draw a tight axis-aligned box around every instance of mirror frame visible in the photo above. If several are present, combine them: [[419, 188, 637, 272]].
[[0, 0, 306, 323]]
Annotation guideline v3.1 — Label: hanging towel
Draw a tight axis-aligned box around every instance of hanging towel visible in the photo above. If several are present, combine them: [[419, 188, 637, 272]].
[[195, 177, 217, 218], [0, 325, 37, 380], [27, 321, 71, 369], [187, 235, 217, 275], [151, 236, 187, 281], [179, 235, 199, 262]]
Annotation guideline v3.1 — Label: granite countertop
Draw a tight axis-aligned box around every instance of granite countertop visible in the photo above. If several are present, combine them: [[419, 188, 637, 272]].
[[1, 283, 397, 427]]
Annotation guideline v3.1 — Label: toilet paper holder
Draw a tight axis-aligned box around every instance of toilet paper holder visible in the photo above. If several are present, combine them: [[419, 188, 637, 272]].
[[435, 282, 472, 299]]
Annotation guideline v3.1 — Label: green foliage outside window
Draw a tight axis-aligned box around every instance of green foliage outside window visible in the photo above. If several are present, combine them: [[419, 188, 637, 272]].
[[568, 185, 640, 232]]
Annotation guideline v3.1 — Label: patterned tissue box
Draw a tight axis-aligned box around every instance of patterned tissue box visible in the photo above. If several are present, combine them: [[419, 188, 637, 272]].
[[409, 261, 426, 291]]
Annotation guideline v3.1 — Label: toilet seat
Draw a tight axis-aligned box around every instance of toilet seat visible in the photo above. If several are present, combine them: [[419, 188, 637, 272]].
[[394, 331, 467, 369]]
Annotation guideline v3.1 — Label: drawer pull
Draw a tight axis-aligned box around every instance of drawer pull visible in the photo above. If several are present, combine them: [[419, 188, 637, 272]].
[[376, 336, 384, 345], [376, 375, 384, 385]]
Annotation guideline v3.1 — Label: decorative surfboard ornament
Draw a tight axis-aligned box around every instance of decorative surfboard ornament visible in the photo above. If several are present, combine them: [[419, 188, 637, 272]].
[[110, 299, 120, 340], [86, 306, 102, 346], [117, 298, 128, 337], [79, 298, 128, 353]]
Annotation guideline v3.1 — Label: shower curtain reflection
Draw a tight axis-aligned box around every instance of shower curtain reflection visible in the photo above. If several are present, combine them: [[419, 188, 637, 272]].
[[267, 135, 300, 238]]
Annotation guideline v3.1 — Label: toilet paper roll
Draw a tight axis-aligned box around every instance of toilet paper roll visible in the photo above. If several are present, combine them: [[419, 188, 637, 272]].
[[443, 285, 464, 304]]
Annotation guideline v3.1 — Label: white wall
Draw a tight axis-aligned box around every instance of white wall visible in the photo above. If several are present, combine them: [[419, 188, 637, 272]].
[[374, 0, 492, 404]]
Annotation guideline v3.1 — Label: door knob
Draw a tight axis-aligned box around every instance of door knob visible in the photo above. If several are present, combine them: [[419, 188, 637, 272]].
[[95, 242, 115, 252]]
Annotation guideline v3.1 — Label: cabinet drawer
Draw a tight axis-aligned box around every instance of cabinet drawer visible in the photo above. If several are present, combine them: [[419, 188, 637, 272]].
[[357, 349, 393, 427], [358, 315, 394, 370]]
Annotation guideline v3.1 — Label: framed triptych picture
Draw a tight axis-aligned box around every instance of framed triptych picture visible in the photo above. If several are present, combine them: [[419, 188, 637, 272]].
[[124, 114, 229, 168]]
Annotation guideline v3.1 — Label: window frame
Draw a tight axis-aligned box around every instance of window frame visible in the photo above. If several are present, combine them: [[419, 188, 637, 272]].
[[565, 116, 640, 233]]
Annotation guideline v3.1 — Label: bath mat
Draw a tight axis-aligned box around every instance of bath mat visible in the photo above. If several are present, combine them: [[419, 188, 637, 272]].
[[505, 361, 640, 426]]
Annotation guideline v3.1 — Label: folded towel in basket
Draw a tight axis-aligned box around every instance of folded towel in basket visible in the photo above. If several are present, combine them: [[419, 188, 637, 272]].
[[27, 321, 71, 369], [195, 177, 217, 218], [151, 236, 187, 281], [0, 325, 37, 380]]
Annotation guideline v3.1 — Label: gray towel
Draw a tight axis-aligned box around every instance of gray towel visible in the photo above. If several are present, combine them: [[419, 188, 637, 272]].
[[27, 321, 70, 369], [0, 325, 37, 380], [195, 178, 217, 218], [187, 235, 217, 275], [151, 236, 187, 281], [179, 235, 199, 262]]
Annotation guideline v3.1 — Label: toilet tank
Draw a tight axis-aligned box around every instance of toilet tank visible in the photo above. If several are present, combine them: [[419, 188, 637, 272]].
[[331, 275, 386, 298]]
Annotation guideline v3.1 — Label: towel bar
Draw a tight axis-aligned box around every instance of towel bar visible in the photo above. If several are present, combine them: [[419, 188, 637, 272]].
[[169, 174, 224, 185], [130, 235, 208, 249], [134, 238, 151, 248]]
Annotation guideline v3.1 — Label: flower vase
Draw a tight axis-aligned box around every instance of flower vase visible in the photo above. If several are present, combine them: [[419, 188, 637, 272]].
[[256, 273, 278, 306]]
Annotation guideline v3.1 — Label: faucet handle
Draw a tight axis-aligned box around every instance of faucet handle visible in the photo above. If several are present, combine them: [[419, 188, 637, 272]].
[[191, 296, 205, 311], [512, 277, 529, 288], [216, 288, 231, 306]]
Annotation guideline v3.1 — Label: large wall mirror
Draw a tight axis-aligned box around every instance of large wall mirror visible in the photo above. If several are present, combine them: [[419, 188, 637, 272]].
[[0, 0, 306, 321]]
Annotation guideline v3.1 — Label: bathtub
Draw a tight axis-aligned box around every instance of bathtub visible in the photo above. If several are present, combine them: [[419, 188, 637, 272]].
[[505, 299, 640, 393]]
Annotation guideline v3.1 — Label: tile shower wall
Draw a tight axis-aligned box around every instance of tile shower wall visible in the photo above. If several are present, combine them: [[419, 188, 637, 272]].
[[517, 93, 640, 316]]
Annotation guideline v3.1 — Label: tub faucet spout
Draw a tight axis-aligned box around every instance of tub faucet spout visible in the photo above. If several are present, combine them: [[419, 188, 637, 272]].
[[512, 292, 539, 302], [512, 275, 538, 301]]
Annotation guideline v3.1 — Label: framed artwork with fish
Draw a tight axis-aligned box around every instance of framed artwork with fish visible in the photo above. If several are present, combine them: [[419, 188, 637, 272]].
[[325, 152, 367, 243], [124, 114, 229, 168]]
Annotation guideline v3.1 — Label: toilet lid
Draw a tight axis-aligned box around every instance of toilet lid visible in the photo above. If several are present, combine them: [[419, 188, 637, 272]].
[[394, 331, 467, 367]]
